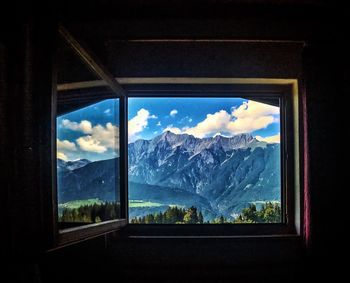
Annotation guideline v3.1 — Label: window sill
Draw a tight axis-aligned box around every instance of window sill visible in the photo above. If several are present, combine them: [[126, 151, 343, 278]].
[[58, 219, 126, 245], [118, 223, 298, 238], [107, 230, 304, 267], [125, 234, 301, 240]]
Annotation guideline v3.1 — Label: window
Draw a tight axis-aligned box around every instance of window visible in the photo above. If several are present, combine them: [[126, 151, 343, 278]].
[[55, 78, 299, 241], [122, 81, 299, 236], [54, 27, 127, 244], [53, 26, 300, 245], [57, 98, 120, 228], [128, 97, 282, 224]]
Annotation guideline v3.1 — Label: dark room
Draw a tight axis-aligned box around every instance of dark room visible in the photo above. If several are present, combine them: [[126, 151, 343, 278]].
[[0, 0, 341, 282]]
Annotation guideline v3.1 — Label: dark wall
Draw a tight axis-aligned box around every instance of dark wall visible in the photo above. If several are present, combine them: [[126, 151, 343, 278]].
[[1, 18, 56, 259], [303, 43, 340, 261], [1, 1, 341, 282]]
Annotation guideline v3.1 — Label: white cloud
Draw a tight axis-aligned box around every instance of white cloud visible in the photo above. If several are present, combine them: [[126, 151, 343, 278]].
[[62, 119, 92, 134], [157, 121, 162, 126], [62, 119, 119, 153], [185, 110, 231, 138], [57, 139, 77, 151], [56, 139, 77, 161], [57, 151, 68, 161], [104, 109, 111, 115], [227, 100, 279, 134], [76, 136, 108, 153], [128, 108, 157, 142], [255, 133, 280, 143], [227, 115, 275, 134], [188, 118, 193, 122], [77, 122, 119, 153], [232, 100, 279, 119], [168, 100, 279, 138], [170, 109, 178, 117], [163, 125, 182, 135]]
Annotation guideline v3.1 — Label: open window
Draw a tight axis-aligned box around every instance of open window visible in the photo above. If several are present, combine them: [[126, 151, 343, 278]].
[[54, 26, 127, 244], [52, 26, 301, 246]]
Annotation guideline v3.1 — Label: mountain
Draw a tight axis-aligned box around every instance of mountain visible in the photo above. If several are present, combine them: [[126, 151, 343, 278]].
[[128, 131, 280, 218], [57, 131, 280, 220], [57, 158, 91, 172], [128, 131, 263, 190], [57, 158, 120, 203], [129, 131, 257, 165]]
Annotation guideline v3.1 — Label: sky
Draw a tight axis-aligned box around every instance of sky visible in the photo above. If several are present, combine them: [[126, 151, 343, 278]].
[[57, 97, 280, 162]]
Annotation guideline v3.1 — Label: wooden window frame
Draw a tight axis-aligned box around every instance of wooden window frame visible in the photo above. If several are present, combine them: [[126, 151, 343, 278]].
[[51, 26, 128, 247], [53, 77, 301, 247], [49, 16, 302, 249], [122, 78, 301, 237], [55, 93, 128, 245]]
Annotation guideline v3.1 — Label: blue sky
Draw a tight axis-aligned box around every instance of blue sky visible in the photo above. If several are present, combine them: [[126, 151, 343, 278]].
[[57, 99, 119, 161], [57, 97, 280, 161]]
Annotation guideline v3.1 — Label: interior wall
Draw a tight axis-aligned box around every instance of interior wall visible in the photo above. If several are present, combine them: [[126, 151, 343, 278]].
[[2, 1, 340, 281]]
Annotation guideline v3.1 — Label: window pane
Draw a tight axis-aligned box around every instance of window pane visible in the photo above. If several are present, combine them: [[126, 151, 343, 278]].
[[128, 97, 281, 224], [57, 98, 120, 227]]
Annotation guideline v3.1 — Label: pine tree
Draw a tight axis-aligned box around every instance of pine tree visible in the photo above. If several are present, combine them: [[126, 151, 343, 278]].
[[183, 206, 199, 224], [198, 211, 204, 224]]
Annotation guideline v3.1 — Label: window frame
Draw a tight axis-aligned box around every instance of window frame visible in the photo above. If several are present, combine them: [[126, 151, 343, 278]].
[[53, 77, 301, 246], [55, 92, 128, 246], [50, 25, 302, 249], [52, 25, 129, 247], [122, 78, 300, 237]]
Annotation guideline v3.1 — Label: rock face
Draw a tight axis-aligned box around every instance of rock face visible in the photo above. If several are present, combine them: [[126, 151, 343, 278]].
[[58, 131, 281, 220], [128, 131, 280, 218]]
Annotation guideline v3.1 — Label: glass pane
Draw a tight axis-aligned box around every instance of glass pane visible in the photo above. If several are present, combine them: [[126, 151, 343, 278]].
[[128, 97, 281, 224], [56, 35, 113, 116], [57, 98, 120, 227]]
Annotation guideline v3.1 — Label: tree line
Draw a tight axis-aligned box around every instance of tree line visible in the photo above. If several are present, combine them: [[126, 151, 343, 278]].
[[59, 202, 120, 223], [59, 201, 281, 224], [130, 206, 204, 224], [130, 202, 281, 224], [234, 202, 281, 223]]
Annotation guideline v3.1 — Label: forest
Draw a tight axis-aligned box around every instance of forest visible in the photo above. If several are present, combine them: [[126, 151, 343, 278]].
[[130, 202, 281, 224], [59, 202, 120, 223], [59, 201, 281, 224]]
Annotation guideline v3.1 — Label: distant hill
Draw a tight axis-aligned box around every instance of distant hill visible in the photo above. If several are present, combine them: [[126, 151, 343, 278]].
[[57, 158, 120, 203]]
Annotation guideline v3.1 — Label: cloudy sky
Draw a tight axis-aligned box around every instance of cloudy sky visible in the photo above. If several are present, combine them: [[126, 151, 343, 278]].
[[57, 97, 280, 161]]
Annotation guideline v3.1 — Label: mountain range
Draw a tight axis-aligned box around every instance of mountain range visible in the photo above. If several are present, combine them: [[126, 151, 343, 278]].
[[58, 131, 281, 221]]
